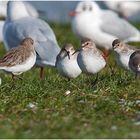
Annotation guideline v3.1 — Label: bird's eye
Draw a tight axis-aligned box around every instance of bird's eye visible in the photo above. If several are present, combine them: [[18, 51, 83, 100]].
[[82, 6, 86, 11], [86, 42, 89, 46], [89, 6, 92, 11]]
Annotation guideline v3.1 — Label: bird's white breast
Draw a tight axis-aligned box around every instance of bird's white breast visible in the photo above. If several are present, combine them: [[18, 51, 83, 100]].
[[77, 51, 106, 74], [56, 56, 82, 78], [116, 50, 135, 70]]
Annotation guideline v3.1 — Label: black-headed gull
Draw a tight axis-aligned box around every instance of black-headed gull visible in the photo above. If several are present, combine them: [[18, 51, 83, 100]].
[[69, 1, 140, 53], [3, 1, 60, 78]]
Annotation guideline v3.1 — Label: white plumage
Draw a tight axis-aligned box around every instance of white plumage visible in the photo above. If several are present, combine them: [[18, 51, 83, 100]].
[[70, 1, 140, 50]]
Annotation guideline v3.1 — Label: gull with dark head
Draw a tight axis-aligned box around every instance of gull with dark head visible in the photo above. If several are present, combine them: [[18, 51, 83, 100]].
[[112, 39, 136, 70], [129, 50, 140, 78], [0, 37, 36, 78], [69, 1, 140, 56], [3, 1, 60, 79], [56, 43, 81, 79]]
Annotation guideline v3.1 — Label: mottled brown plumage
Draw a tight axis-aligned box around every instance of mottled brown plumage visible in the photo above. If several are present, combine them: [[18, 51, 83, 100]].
[[0, 37, 36, 77], [0, 37, 34, 67]]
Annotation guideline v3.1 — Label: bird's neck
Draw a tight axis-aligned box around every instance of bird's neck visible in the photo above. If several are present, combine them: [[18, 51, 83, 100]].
[[7, 4, 30, 21]]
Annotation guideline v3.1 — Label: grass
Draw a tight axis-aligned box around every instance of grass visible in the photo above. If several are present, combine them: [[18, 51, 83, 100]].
[[0, 22, 140, 138]]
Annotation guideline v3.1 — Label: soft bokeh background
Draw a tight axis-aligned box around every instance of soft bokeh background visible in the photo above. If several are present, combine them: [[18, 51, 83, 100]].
[[29, 1, 108, 23], [29, 1, 140, 23], [0, 1, 140, 139]]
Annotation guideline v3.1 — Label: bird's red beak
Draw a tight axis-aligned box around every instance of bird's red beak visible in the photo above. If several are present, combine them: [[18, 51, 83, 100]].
[[69, 11, 78, 16]]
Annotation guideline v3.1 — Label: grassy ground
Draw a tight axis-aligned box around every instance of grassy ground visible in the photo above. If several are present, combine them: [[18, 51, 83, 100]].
[[0, 23, 140, 138]]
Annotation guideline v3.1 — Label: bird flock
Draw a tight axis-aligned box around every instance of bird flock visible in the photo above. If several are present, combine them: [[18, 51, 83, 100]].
[[0, 1, 140, 84]]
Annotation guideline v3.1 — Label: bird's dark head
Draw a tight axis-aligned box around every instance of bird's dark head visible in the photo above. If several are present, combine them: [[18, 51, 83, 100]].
[[112, 39, 122, 50]]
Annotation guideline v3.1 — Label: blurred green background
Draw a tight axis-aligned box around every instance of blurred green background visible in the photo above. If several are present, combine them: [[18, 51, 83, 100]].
[[0, 22, 140, 138]]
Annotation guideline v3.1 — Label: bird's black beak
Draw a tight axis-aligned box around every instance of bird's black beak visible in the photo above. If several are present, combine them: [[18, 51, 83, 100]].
[[67, 51, 70, 60], [72, 49, 80, 55], [62, 48, 70, 59]]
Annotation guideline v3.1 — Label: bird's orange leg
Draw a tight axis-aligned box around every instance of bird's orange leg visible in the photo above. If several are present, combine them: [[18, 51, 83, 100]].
[[103, 49, 109, 62]]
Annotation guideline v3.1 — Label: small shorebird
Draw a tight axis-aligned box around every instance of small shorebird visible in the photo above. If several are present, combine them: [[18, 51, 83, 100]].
[[129, 50, 140, 78], [0, 37, 36, 79], [77, 39, 106, 84], [56, 43, 82, 79], [112, 39, 136, 70], [4, 1, 60, 79]]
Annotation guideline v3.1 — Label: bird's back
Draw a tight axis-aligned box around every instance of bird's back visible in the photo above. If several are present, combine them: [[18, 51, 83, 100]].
[[4, 17, 60, 67], [100, 10, 140, 41]]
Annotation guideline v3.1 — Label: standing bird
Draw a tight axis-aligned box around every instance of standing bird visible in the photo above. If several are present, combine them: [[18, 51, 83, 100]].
[[56, 43, 82, 79], [129, 50, 140, 78], [3, 1, 60, 79], [69, 1, 140, 57], [77, 39, 106, 83], [112, 39, 136, 70], [0, 37, 36, 78]]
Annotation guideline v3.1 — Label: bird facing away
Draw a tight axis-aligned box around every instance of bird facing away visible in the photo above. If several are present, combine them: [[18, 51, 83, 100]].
[[3, 1, 60, 79], [112, 39, 136, 70], [69, 1, 140, 51], [77, 39, 106, 75], [56, 43, 82, 79], [0, 37, 36, 76], [129, 50, 140, 78]]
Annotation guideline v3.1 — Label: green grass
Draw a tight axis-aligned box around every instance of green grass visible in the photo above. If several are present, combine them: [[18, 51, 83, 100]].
[[0, 23, 140, 138]]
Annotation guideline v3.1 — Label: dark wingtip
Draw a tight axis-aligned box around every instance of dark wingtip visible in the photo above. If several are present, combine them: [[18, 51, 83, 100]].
[[112, 39, 121, 47]]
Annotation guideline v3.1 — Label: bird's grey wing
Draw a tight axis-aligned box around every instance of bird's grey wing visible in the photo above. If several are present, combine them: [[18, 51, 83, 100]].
[[35, 40, 60, 66], [100, 10, 139, 40], [4, 17, 60, 66], [0, 47, 24, 67]]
